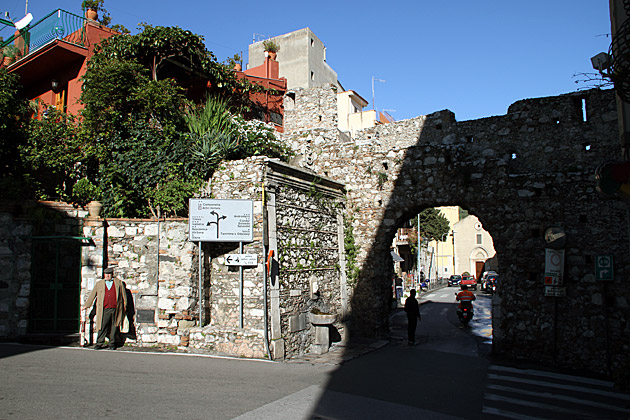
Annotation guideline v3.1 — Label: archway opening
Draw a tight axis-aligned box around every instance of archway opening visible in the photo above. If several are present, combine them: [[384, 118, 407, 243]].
[[389, 205, 498, 343]]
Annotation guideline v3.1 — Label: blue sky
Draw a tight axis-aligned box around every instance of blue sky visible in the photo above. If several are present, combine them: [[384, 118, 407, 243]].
[[2, 1, 612, 122]]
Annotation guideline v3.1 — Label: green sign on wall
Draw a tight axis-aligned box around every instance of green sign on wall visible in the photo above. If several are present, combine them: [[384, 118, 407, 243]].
[[595, 255, 614, 281]]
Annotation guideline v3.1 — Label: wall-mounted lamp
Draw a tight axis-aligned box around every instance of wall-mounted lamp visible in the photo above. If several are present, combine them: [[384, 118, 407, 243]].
[[51, 79, 59, 92], [591, 52, 611, 74]]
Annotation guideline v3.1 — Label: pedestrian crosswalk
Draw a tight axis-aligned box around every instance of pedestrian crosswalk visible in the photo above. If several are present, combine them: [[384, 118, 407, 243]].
[[482, 365, 630, 419]]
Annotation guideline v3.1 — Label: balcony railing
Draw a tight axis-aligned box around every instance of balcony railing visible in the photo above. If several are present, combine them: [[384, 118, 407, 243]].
[[1, 9, 86, 62]]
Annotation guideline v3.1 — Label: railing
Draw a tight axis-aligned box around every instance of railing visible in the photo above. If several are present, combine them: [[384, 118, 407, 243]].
[[1, 9, 86, 61]]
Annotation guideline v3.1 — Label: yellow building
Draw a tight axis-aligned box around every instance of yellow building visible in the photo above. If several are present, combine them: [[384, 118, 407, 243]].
[[427, 206, 459, 280]]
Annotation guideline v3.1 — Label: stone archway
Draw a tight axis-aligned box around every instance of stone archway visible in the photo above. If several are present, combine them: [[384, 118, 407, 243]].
[[282, 86, 630, 375]]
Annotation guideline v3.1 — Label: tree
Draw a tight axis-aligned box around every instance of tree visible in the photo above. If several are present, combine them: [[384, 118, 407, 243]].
[[88, 25, 261, 110], [20, 108, 91, 202], [81, 54, 192, 217], [415, 208, 450, 242], [0, 68, 30, 177], [80, 25, 292, 218]]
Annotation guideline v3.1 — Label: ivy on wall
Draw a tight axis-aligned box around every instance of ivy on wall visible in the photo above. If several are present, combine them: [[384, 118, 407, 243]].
[[344, 215, 360, 287]]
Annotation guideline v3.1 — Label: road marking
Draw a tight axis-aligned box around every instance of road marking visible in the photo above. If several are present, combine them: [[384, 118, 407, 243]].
[[486, 384, 630, 414], [482, 406, 550, 420], [489, 365, 620, 389], [486, 373, 630, 400], [483, 364, 630, 419]]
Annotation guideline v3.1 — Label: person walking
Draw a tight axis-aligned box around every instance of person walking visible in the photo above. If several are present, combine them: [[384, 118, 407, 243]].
[[395, 277, 403, 305], [83, 267, 127, 350], [404, 289, 421, 345]]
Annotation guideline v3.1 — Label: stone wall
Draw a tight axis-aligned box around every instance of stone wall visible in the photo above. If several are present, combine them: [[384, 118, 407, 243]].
[[273, 177, 345, 356], [2, 84, 628, 375], [80, 218, 199, 348], [206, 157, 347, 359], [280, 86, 630, 376], [0, 205, 32, 338], [283, 86, 338, 133]]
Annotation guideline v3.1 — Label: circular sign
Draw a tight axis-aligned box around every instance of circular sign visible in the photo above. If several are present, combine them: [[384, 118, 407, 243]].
[[544, 226, 566, 249]]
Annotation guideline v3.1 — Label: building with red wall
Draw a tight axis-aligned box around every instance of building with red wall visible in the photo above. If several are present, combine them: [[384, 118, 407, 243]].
[[2, 9, 118, 117], [2, 9, 286, 129]]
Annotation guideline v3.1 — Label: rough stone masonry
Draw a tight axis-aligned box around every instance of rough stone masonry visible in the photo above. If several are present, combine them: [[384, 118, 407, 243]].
[[1, 85, 628, 376], [278, 85, 629, 376]]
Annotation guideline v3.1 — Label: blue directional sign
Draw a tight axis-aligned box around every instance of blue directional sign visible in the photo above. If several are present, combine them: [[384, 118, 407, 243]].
[[595, 255, 614, 281]]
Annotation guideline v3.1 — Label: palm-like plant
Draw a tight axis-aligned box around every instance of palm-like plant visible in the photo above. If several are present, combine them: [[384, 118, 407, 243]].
[[185, 96, 241, 177]]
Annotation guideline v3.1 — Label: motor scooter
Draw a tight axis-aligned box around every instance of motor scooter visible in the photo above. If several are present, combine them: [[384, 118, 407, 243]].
[[457, 305, 474, 326], [455, 293, 474, 326], [420, 281, 428, 292]]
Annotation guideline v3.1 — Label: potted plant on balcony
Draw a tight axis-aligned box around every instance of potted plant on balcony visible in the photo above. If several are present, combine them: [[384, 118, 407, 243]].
[[82, 0, 103, 20], [2, 45, 19, 66], [72, 178, 103, 217], [262, 39, 279, 61]]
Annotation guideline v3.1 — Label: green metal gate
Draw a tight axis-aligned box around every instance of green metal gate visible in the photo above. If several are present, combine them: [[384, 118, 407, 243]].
[[28, 236, 88, 333]]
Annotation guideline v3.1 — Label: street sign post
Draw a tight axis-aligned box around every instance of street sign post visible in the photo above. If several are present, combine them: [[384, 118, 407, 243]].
[[595, 255, 614, 281], [225, 254, 258, 266], [188, 199, 253, 242]]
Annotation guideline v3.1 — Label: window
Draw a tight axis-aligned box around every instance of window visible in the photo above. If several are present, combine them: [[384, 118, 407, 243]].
[[270, 112, 283, 126], [311, 71, 315, 81], [476, 234, 482, 244], [55, 83, 68, 113]]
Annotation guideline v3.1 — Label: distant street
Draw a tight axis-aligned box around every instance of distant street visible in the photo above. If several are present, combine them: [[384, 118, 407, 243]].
[[1, 287, 628, 420]]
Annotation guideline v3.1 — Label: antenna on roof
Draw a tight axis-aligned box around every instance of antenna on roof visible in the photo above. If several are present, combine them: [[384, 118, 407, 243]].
[[0, 10, 32, 30], [252, 33, 268, 44], [15, 12, 32, 30], [372, 76, 386, 111]]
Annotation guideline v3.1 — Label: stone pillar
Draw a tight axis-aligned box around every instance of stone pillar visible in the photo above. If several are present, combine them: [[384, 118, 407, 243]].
[[266, 190, 284, 359], [336, 211, 348, 321]]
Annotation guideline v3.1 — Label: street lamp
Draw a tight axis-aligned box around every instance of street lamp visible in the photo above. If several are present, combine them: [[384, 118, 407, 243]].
[[438, 232, 449, 281], [451, 230, 456, 275]]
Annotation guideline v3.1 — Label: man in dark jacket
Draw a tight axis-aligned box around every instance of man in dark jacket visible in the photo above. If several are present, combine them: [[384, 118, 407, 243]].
[[404, 289, 421, 345]]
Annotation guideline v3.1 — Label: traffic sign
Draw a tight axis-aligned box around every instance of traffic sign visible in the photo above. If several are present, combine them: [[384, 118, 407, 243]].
[[544, 249, 564, 286], [595, 255, 614, 281], [225, 254, 258, 266], [188, 199, 253, 242]]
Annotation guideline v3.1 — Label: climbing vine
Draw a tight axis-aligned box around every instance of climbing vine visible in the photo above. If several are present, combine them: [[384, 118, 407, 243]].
[[344, 214, 360, 287]]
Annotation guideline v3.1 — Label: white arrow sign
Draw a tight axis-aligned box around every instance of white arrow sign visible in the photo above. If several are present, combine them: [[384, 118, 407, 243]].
[[225, 254, 258, 266]]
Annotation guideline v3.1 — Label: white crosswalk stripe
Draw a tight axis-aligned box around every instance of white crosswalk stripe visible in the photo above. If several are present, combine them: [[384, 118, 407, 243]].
[[482, 365, 630, 419]]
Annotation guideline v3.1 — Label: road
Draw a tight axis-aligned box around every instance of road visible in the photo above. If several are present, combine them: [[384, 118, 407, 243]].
[[1, 287, 628, 420]]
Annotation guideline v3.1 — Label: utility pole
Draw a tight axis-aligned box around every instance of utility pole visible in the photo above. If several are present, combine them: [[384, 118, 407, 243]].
[[417, 213, 421, 282]]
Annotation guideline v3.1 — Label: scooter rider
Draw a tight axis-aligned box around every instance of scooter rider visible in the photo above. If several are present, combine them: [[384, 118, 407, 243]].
[[456, 284, 476, 317]]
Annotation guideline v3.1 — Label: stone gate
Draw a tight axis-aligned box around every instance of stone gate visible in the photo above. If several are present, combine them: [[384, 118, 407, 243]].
[[280, 85, 630, 375]]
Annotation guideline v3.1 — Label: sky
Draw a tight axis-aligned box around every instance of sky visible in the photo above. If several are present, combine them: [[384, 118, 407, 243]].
[[1, 0, 612, 122]]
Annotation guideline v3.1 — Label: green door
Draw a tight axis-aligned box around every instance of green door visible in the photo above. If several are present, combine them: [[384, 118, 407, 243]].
[[29, 237, 83, 333]]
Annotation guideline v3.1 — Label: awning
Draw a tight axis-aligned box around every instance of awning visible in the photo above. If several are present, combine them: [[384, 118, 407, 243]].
[[391, 250, 404, 262]]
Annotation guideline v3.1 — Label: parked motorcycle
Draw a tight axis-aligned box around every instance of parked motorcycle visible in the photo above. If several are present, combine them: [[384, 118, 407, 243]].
[[486, 277, 497, 294]]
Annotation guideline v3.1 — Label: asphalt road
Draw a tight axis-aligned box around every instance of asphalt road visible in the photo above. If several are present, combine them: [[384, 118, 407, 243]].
[[1, 288, 628, 420]]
